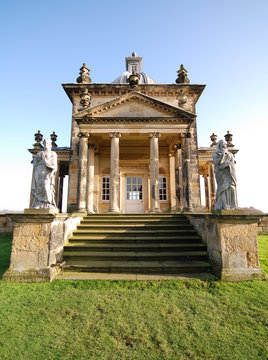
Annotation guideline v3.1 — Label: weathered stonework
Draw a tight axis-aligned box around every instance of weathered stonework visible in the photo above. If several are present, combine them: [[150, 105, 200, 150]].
[[0, 214, 14, 234], [186, 213, 265, 281], [3, 213, 82, 282]]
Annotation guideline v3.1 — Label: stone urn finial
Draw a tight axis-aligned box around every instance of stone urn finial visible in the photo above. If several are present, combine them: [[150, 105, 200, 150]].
[[33, 130, 43, 149], [210, 133, 217, 147], [50, 131, 58, 147], [224, 130, 234, 147], [80, 88, 92, 108], [128, 71, 140, 87], [76, 63, 91, 84], [176, 64, 190, 84]]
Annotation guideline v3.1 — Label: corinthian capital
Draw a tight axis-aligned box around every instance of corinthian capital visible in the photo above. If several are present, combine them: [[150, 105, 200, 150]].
[[109, 132, 121, 138]]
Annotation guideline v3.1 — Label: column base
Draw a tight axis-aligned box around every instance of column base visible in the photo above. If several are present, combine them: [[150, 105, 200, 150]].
[[149, 208, 161, 213], [183, 207, 194, 212], [108, 208, 120, 213]]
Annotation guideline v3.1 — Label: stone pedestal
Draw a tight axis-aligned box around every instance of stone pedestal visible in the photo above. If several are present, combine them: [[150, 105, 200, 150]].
[[187, 212, 265, 281], [3, 212, 82, 282]]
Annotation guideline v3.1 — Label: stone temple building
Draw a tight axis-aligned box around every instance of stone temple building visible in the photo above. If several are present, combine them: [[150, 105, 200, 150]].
[[5, 53, 264, 282], [30, 53, 219, 214]]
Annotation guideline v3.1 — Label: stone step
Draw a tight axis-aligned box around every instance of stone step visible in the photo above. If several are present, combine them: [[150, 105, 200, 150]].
[[69, 235, 202, 243], [62, 214, 211, 278], [76, 224, 194, 230], [64, 242, 207, 251], [57, 272, 216, 281], [63, 251, 208, 261], [71, 228, 198, 236], [83, 214, 186, 219], [63, 260, 211, 274], [80, 219, 190, 224]]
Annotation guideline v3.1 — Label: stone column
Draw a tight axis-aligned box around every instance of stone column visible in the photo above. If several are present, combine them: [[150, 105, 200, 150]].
[[175, 144, 183, 211], [57, 175, 64, 213], [109, 132, 121, 213], [204, 175, 210, 212], [183, 133, 193, 212], [149, 132, 160, 212], [169, 152, 176, 211], [209, 162, 216, 210], [86, 144, 95, 213], [77, 132, 89, 212]]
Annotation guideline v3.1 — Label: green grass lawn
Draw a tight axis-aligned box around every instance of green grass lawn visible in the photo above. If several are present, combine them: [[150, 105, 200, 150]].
[[0, 234, 267, 360], [0, 235, 12, 279]]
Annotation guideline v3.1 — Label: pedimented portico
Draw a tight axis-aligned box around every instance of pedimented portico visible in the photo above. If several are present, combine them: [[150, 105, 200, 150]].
[[61, 54, 205, 214]]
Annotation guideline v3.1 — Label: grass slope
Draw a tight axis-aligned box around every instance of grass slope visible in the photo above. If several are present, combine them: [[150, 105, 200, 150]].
[[258, 234, 268, 274], [0, 235, 12, 278], [0, 235, 267, 360]]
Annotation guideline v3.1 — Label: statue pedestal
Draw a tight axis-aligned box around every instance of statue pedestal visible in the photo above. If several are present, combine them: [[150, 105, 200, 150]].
[[2, 212, 81, 282], [186, 213, 266, 281], [24, 208, 59, 214]]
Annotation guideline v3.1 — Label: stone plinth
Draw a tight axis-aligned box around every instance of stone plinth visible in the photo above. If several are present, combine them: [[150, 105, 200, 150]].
[[3, 213, 82, 282], [187, 212, 265, 281]]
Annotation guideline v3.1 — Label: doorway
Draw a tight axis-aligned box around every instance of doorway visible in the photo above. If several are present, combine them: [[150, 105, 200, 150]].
[[125, 176, 144, 213]]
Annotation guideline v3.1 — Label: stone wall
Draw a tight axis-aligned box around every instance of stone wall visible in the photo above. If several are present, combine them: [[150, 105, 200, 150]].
[[257, 216, 268, 233], [186, 213, 265, 281], [0, 214, 14, 234], [3, 213, 82, 282]]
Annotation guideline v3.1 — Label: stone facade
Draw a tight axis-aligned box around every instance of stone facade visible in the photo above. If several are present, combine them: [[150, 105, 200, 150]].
[[63, 83, 204, 213]]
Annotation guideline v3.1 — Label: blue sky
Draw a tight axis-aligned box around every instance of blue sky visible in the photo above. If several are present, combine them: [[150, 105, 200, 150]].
[[0, 0, 268, 211]]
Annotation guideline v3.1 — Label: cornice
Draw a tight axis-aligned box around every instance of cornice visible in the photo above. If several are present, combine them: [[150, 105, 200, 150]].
[[62, 83, 206, 103], [76, 117, 192, 124]]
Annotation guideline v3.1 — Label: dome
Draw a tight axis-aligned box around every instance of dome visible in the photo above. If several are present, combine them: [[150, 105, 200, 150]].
[[112, 71, 156, 84], [112, 53, 156, 84]]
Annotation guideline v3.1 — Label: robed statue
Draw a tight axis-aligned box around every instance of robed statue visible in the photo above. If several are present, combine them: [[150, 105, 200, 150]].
[[31, 138, 57, 209], [213, 140, 238, 210]]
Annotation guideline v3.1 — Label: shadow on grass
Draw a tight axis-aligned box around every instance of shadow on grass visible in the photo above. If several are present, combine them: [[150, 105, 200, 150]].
[[0, 234, 12, 279]]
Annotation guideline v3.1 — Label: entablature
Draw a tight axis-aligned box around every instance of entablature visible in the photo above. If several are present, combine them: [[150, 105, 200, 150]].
[[62, 83, 205, 105]]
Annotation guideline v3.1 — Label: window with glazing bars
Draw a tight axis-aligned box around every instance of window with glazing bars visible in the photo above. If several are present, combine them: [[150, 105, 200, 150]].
[[159, 176, 167, 201], [102, 177, 110, 201]]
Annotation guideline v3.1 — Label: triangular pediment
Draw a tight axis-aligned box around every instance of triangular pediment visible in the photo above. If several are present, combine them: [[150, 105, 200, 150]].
[[74, 91, 195, 120]]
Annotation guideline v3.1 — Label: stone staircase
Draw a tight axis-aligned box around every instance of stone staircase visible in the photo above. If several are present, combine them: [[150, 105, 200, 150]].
[[60, 214, 211, 279]]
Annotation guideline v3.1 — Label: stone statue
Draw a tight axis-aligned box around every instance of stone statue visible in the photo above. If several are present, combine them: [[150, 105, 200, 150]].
[[213, 140, 238, 210], [31, 138, 58, 209]]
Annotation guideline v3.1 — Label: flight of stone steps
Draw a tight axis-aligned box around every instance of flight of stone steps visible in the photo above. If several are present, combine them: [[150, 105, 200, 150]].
[[61, 214, 211, 278]]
